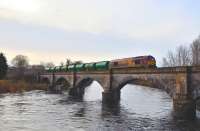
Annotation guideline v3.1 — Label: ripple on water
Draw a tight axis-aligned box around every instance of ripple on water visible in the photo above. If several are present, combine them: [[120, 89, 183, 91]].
[[0, 84, 199, 131]]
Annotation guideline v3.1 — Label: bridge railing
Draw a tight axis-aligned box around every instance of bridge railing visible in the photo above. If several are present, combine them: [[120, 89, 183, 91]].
[[40, 66, 200, 75]]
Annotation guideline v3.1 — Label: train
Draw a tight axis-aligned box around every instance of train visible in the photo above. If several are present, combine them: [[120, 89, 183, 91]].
[[47, 55, 156, 73]]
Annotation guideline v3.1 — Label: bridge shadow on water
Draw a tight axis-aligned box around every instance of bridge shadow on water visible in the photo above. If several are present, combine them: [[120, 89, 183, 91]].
[[48, 81, 200, 131]]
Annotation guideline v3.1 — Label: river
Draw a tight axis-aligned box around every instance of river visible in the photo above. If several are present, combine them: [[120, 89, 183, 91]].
[[0, 82, 199, 131]]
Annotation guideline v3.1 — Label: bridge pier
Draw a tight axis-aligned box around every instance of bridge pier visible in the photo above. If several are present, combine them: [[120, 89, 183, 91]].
[[40, 66, 200, 119], [68, 87, 85, 99], [173, 94, 196, 120], [172, 68, 196, 120], [102, 90, 120, 104]]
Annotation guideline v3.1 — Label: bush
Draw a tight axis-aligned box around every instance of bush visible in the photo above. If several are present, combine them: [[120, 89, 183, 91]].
[[0, 80, 48, 93]]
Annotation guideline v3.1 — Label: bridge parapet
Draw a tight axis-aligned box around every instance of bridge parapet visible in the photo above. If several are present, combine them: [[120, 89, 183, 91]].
[[112, 66, 195, 74], [191, 66, 200, 72]]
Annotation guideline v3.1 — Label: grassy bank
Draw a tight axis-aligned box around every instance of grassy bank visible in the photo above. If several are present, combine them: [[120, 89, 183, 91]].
[[0, 80, 48, 93]]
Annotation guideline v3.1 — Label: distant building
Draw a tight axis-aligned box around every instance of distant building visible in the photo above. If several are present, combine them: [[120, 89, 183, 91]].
[[6, 65, 45, 81]]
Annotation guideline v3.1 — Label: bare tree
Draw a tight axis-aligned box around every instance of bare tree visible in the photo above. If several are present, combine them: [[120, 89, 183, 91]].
[[12, 55, 29, 68], [162, 45, 191, 67], [44, 62, 55, 68], [191, 35, 200, 66], [73, 60, 83, 64], [176, 45, 191, 66], [60, 62, 64, 66], [162, 58, 168, 67], [162, 51, 177, 67], [66, 59, 72, 65], [11, 55, 29, 79], [40, 62, 55, 69]]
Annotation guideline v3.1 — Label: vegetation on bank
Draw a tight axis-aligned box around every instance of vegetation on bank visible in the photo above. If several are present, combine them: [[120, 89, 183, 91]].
[[0, 80, 47, 93], [0, 53, 8, 79], [0, 53, 48, 94]]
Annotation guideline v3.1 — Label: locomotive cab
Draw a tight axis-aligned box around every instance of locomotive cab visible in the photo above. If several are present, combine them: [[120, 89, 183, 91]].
[[147, 55, 156, 68], [110, 55, 157, 69]]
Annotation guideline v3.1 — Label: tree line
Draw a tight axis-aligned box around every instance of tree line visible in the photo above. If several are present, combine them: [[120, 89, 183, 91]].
[[43, 59, 83, 69], [1, 35, 200, 79], [0, 53, 83, 80], [163, 35, 200, 67]]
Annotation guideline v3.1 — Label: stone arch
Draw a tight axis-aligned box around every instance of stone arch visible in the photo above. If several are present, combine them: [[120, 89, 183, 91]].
[[69, 77, 105, 98], [41, 77, 50, 85], [116, 77, 154, 90], [75, 77, 105, 90], [55, 77, 71, 90], [115, 76, 173, 98], [118, 77, 154, 90]]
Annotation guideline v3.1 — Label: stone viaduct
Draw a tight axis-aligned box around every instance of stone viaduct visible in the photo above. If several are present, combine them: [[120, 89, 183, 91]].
[[39, 66, 200, 119]]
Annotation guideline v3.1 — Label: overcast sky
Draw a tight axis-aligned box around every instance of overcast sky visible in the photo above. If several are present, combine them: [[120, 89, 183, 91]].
[[0, 0, 200, 66]]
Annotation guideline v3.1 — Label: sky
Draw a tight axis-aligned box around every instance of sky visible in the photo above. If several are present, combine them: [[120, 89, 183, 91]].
[[0, 0, 200, 66]]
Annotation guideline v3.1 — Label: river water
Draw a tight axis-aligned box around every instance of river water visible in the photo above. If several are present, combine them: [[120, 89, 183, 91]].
[[0, 82, 199, 131]]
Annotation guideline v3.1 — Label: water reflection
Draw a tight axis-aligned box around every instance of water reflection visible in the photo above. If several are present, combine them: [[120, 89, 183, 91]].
[[83, 81, 103, 101], [0, 83, 199, 131], [121, 84, 173, 118]]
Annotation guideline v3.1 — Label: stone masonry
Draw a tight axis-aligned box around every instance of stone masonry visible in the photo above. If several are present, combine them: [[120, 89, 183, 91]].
[[40, 66, 200, 119]]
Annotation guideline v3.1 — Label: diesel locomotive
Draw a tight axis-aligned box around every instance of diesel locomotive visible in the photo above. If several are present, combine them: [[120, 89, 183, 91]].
[[47, 55, 156, 73]]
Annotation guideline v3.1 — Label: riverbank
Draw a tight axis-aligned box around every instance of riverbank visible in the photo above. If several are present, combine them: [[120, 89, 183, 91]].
[[0, 80, 47, 93]]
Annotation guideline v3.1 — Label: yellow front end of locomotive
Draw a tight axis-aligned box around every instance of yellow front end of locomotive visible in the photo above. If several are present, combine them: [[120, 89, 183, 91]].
[[148, 60, 156, 67]]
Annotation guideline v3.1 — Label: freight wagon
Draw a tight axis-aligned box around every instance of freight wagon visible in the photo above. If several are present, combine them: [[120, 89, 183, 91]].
[[47, 55, 156, 73]]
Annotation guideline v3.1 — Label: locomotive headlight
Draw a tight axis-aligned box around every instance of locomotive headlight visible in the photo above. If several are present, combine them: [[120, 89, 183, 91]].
[[151, 60, 156, 65], [148, 60, 155, 65]]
